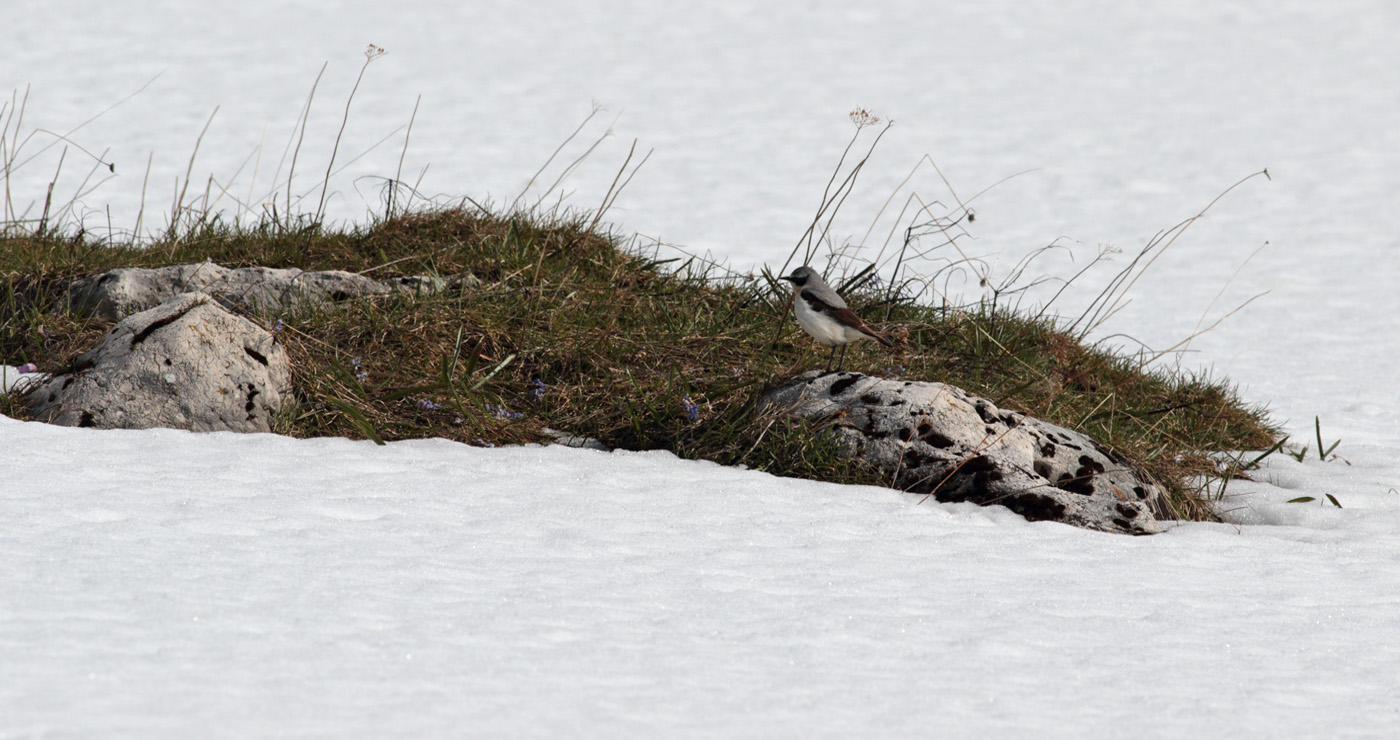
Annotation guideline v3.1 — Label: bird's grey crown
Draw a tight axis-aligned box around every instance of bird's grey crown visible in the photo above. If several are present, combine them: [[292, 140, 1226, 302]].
[[782, 266, 817, 286]]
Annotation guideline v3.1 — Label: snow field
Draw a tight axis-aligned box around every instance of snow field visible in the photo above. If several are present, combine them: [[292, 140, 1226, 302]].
[[3, 412, 1398, 737]]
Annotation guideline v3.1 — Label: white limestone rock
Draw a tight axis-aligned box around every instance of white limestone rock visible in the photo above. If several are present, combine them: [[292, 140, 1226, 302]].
[[764, 371, 1166, 535], [26, 292, 291, 433], [67, 261, 460, 321]]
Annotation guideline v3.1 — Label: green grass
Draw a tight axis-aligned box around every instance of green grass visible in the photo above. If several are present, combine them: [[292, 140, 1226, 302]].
[[0, 205, 1278, 521]]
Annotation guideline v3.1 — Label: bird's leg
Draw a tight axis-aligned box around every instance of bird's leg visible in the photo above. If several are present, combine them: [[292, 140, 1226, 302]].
[[835, 344, 848, 372], [824, 345, 837, 372]]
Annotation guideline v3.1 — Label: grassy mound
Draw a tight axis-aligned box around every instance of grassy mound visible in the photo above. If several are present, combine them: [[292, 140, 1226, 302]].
[[0, 206, 1276, 521]]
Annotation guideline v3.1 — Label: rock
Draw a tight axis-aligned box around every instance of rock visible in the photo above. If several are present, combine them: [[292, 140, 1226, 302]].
[[540, 427, 613, 452], [25, 292, 291, 433], [67, 261, 465, 321], [764, 371, 1166, 535]]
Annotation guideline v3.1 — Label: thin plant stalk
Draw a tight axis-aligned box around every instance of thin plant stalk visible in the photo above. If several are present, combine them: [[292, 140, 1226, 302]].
[[170, 106, 219, 237], [316, 43, 387, 225], [282, 62, 328, 229]]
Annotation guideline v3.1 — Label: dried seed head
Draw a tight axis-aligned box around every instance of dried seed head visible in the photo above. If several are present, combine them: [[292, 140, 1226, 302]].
[[849, 108, 881, 128]]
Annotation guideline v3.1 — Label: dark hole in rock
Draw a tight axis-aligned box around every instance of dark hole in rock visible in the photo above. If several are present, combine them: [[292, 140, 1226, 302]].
[[957, 455, 1005, 500], [78, 411, 96, 428], [829, 375, 859, 396], [244, 346, 268, 366], [974, 401, 997, 424], [1003, 493, 1067, 523], [1056, 471, 1097, 496], [923, 429, 956, 448]]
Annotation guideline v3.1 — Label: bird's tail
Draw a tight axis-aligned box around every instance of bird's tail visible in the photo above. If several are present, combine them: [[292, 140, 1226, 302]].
[[865, 328, 892, 348]]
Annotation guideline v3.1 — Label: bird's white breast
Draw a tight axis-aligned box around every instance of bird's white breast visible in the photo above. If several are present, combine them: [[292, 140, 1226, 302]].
[[793, 293, 866, 345]]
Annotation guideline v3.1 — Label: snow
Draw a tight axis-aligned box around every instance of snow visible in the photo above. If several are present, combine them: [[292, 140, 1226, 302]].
[[4, 1, 1400, 737], [6, 414, 1400, 738]]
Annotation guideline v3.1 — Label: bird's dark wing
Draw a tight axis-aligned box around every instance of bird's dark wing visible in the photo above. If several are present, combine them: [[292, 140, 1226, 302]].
[[800, 290, 892, 347]]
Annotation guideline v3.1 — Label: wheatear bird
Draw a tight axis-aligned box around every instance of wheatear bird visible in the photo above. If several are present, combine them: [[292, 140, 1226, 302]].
[[781, 266, 891, 371]]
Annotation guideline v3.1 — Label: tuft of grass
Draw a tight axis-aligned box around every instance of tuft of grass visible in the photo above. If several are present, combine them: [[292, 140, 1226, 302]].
[[0, 204, 1278, 521]]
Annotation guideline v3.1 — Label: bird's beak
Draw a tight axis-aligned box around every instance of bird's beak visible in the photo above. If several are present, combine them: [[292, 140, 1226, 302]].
[[779, 275, 795, 283]]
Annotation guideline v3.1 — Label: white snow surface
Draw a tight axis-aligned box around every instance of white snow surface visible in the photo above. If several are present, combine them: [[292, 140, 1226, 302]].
[[5, 1, 1400, 737], [6, 415, 1400, 738]]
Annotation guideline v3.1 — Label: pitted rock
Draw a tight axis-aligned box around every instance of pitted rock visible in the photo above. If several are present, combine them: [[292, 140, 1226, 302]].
[[25, 292, 291, 433], [67, 261, 464, 321], [764, 371, 1165, 535]]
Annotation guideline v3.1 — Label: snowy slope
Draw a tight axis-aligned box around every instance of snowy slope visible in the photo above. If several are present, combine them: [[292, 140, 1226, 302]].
[[4, 414, 1399, 738]]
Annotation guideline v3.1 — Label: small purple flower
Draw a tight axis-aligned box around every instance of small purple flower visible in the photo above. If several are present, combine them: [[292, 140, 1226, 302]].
[[16, 363, 38, 374], [417, 398, 443, 411], [528, 377, 547, 400], [486, 403, 524, 420], [351, 358, 368, 383], [272, 319, 284, 334], [681, 396, 699, 421]]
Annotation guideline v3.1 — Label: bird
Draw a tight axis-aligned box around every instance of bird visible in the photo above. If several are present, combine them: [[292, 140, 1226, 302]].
[[780, 266, 891, 371]]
